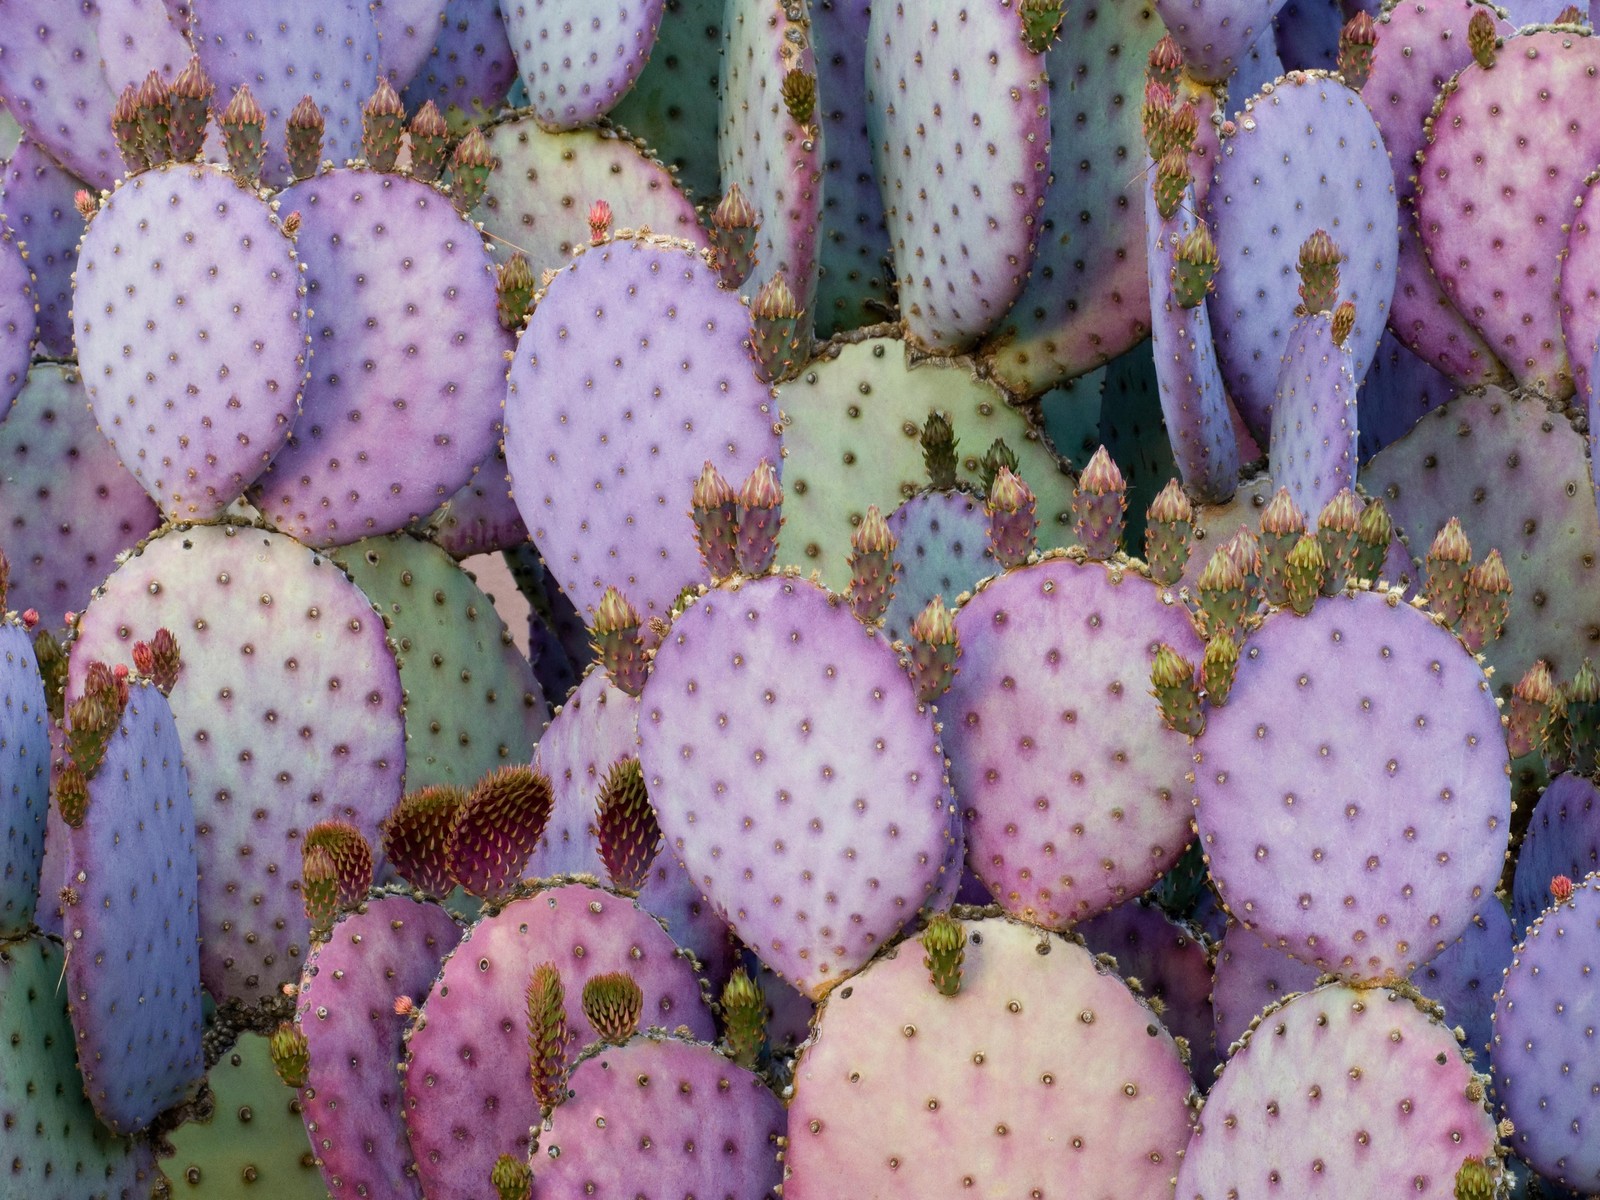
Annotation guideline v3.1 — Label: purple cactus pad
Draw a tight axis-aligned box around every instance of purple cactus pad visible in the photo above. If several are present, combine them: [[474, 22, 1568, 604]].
[[1, 136, 87, 357], [0, 217, 33, 414], [96, 0, 194, 96], [1210, 920, 1321, 1056], [1511, 772, 1600, 931], [1356, 329, 1459, 461], [0, 618, 48, 938], [369, 0, 448, 89], [0, 1, 121, 189], [400, 0, 518, 125], [881, 489, 996, 645], [1155, 0, 1290, 81], [503, 0, 664, 131], [1269, 312, 1358, 520], [1415, 890, 1513, 1067]]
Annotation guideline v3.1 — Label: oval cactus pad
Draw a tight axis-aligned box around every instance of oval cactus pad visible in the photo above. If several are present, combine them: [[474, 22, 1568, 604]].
[[2, 135, 87, 358], [0, 617, 48, 938], [502, 0, 665, 131]]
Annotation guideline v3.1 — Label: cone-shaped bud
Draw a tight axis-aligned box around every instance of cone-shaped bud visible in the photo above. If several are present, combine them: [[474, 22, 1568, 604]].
[[750, 271, 805, 383], [361, 76, 405, 170], [1258, 487, 1307, 605], [1020, 0, 1066, 52], [721, 967, 766, 1069], [285, 95, 325, 181], [1460, 548, 1511, 652], [74, 190, 98, 221], [848, 506, 901, 624], [1220, 526, 1262, 596], [1174, 222, 1218, 308], [1296, 229, 1342, 316], [582, 972, 644, 1045], [593, 586, 649, 696], [133, 640, 155, 678], [986, 466, 1038, 568], [447, 764, 555, 902], [1072, 446, 1127, 559], [1338, 12, 1378, 90], [709, 181, 761, 288], [922, 411, 959, 489], [1566, 657, 1599, 775], [449, 127, 494, 212], [56, 763, 89, 829], [980, 438, 1021, 494], [1425, 517, 1474, 625], [168, 57, 213, 161], [301, 843, 341, 934], [922, 912, 967, 996], [1169, 101, 1200, 154], [135, 71, 173, 166], [1508, 660, 1561, 760], [1349, 497, 1392, 583], [1202, 633, 1240, 705], [491, 1155, 533, 1200], [144, 627, 181, 695], [1144, 478, 1193, 586], [1330, 299, 1356, 347], [908, 595, 961, 703], [382, 785, 465, 897], [1551, 875, 1576, 904], [1148, 33, 1184, 88], [527, 963, 571, 1113], [496, 252, 536, 331], [112, 84, 148, 173], [1154, 149, 1190, 220], [33, 628, 66, 723], [111, 663, 129, 710], [219, 85, 268, 186], [66, 664, 121, 778], [269, 1022, 310, 1089], [1314, 488, 1360, 595], [1151, 644, 1204, 736], [407, 100, 450, 182], [1468, 9, 1497, 68], [1284, 534, 1325, 615], [19, 609, 36, 630], [303, 820, 374, 912], [1453, 1156, 1495, 1200], [781, 68, 816, 125], [1141, 81, 1177, 159], [1557, 3, 1585, 21], [736, 459, 783, 575], [691, 461, 740, 579], [1195, 545, 1249, 640], [587, 198, 612, 245], [595, 757, 660, 892]]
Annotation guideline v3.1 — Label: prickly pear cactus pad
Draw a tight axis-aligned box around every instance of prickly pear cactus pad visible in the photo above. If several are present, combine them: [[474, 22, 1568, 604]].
[[775, 332, 1074, 589], [96, 0, 195, 95], [0, 0, 121, 189], [1154, 0, 1287, 82], [502, 0, 664, 131], [1205, 72, 1397, 441], [0, 936, 159, 1200], [0, 218, 33, 412], [332, 534, 547, 791], [865, 0, 1051, 353], [1416, 29, 1600, 399], [1511, 772, 1600, 931], [1493, 872, 1600, 1190], [1176, 983, 1503, 1198], [1269, 312, 1357, 519], [942, 555, 1205, 930], [880, 490, 996, 644], [0, 363, 163, 628], [1558, 167, 1600, 402], [369, 0, 447, 88], [73, 164, 308, 523], [534, 1034, 785, 1196], [1193, 591, 1510, 983], [783, 914, 1196, 1198], [423, 445, 529, 558], [1357, 329, 1460, 462], [400, 0, 518, 126], [0, 615, 47, 937], [1413, 890, 1512, 1065], [474, 115, 706, 269], [163, 1031, 326, 1197], [190, 0, 382, 187], [1362, 387, 1600, 690], [295, 894, 463, 1200], [637, 574, 956, 998], [1, 136, 86, 358], [719, 0, 825, 320], [503, 236, 781, 621], [401, 881, 714, 1198], [250, 169, 510, 546], [530, 668, 642, 877], [1210, 920, 1320, 1055], [66, 523, 406, 1007], [63, 680, 204, 1135]]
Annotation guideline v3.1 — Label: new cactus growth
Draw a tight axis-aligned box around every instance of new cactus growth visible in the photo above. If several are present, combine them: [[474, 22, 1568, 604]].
[[847, 505, 900, 624], [361, 77, 405, 171], [527, 961, 571, 1114], [750, 271, 804, 383], [449, 126, 493, 212], [1174, 222, 1218, 308], [1283, 534, 1325, 615], [921, 911, 966, 996], [112, 84, 146, 172], [134, 71, 171, 166], [1338, 12, 1378, 90], [1019, 0, 1066, 53], [1072, 446, 1128, 559], [383, 785, 465, 897], [710, 181, 761, 289], [168, 57, 212, 162], [594, 756, 660, 893], [906, 595, 961, 703], [691, 461, 740, 581], [986, 466, 1038, 568], [1296, 229, 1342, 316], [1468, 9, 1497, 69], [219, 84, 267, 186], [592, 586, 649, 698], [721, 967, 767, 1069], [269, 1023, 309, 1089], [1151, 643, 1205, 736], [581, 972, 644, 1044], [1202, 632, 1240, 705], [1427, 517, 1475, 626], [922, 411, 959, 490], [735, 458, 783, 575], [1145, 478, 1194, 587], [446, 764, 554, 902], [496, 252, 536, 331], [492, 1154, 533, 1200], [284, 94, 324, 180], [406, 100, 449, 183]]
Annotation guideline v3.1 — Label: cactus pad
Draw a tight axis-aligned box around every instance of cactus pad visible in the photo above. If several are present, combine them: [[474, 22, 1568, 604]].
[[400, 0, 518, 127], [502, 0, 664, 131], [608, 0, 724, 203], [0, 1, 121, 188], [880, 489, 996, 644], [1154, 0, 1289, 81], [1269, 311, 1358, 520], [0, 217, 32, 414], [1210, 920, 1321, 1055], [0, 616, 47, 937], [1511, 772, 1600, 932], [1, 136, 86, 357], [1414, 890, 1513, 1066]]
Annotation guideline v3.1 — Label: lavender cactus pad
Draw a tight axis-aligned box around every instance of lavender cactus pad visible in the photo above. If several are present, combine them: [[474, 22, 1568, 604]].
[[1155, 0, 1289, 81], [1269, 312, 1357, 519], [942, 555, 1205, 930], [74, 164, 308, 522], [1511, 772, 1600, 931], [0, 617, 47, 938], [369, 0, 447, 88], [0, 0, 121, 189], [250, 169, 509, 546], [400, 0, 517, 126], [1, 136, 86, 357], [401, 881, 714, 1199], [296, 894, 463, 1199], [637, 574, 956, 998], [1210, 920, 1321, 1055], [502, 0, 664, 131], [96, 0, 194, 95], [1194, 591, 1510, 983], [880, 489, 995, 645], [1559, 167, 1600, 401], [1415, 890, 1513, 1066], [423, 444, 529, 558], [503, 236, 780, 622], [0, 218, 33, 413]]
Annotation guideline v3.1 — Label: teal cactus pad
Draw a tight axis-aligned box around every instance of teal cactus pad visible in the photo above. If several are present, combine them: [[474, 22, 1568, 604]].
[[775, 331, 1075, 589], [251, 168, 509, 547], [474, 114, 706, 269], [783, 914, 1196, 1198], [1, 135, 87, 357], [0, 363, 163, 628], [942, 555, 1204, 929], [502, 0, 664, 131], [720, 0, 825, 320], [1269, 311, 1357, 519], [63, 680, 204, 1135], [637, 574, 957, 998], [1363, 386, 1600, 691], [0, 1, 121, 189], [0, 936, 159, 1199], [0, 616, 47, 937], [1417, 28, 1600, 400], [74, 163, 308, 523], [1155, 0, 1288, 81], [881, 489, 996, 644], [1177, 982, 1503, 1198], [983, 0, 1171, 395], [401, 881, 714, 1199], [0, 216, 33, 414], [332, 534, 547, 791], [400, 0, 518, 128], [162, 1032, 326, 1197], [65, 522, 406, 1008], [866, 0, 1051, 353]]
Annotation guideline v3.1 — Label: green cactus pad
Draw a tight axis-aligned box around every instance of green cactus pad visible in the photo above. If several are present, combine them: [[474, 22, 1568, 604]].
[[609, 0, 725, 203]]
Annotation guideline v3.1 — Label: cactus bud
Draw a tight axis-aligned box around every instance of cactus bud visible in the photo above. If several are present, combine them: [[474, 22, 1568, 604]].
[[1019, 0, 1066, 52], [382, 784, 466, 897], [1509, 660, 1561, 760], [592, 586, 649, 697], [1141, 81, 1177, 158], [1154, 148, 1190, 221], [449, 127, 494, 212], [1296, 229, 1342, 316], [709, 181, 761, 288], [491, 1154, 533, 1200], [285, 95, 325, 180], [595, 757, 660, 893], [1194, 545, 1249, 641], [56, 763, 89, 829], [781, 68, 816, 125], [1284, 534, 1326, 616], [1148, 34, 1185, 88], [1566, 657, 1599, 775], [736, 459, 783, 575], [20, 609, 37, 630], [1346, 497, 1392, 586], [66, 664, 121, 778], [922, 912, 967, 996], [1174, 221, 1218, 308], [980, 438, 1021, 493], [495, 252, 536, 331], [1257, 487, 1307, 605], [1460, 548, 1511, 652], [582, 972, 644, 1045], [1151, 644, 1204, 736], [1557, 3, 1585, 21], [1453, 1156, 1495, 1200], [907, 595, 961, 703], [721, 967, 767, 1069], [1425, 517, 1474, 625], [301, 843, 341, 934], [1169, 101, 1200, 154], [527, 963, 570, 1113], [112, 84, 148, 173], [848, 506, 901, 624], [1337, 11, 1378, 91], [1330, 299, 1356, 347], [1550, 875, 1576, 904], [134, 70, 173, 166], [407, 101, 451, 183], [219, 84, 268, 187], [74, 189, 98, 221], [32, 628, 66, 723], [587, 198, 612, 244], [269, 1022, 310, 1089], [1202, 633, 1241, 705], [750, 271, 805, 383], [1220, 526, 1262, 596], [361, 76, 406, 171], [1314, 488, 1360, 594], [1144, 478, 1194, 586], [691, 461, 740, 579], [922, 410, 959, 490], [303, 820, 374, 912], [986, 466, 1038, 568], [1071, 446, 1127, 560], [1468, 9, 1498, 69], [446, 765, 555, 903]]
